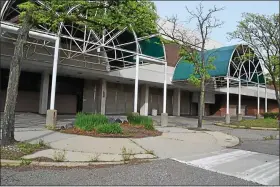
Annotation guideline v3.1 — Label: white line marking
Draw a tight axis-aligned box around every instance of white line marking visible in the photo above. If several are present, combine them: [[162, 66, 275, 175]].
[[184, 150, 258, 169], [237, 159, 279, 185], [171, 150, 280, 185]]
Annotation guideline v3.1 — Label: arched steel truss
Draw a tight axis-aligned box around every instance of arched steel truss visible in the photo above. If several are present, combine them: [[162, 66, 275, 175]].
[[223, 44, 267, 123], [0, 0, 168, 116], [222, 44, 266, 88], [0, 0, 165, 72]]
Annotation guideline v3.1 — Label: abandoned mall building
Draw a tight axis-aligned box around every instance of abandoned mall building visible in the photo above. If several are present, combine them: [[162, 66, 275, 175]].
[[0, 1, 278, 124]]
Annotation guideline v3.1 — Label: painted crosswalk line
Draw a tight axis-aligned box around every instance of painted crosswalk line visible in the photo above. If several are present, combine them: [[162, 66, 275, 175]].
[[172, 149, 279, 185]]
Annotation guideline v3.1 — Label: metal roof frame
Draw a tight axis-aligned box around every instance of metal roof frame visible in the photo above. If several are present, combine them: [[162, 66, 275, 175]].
[[0, 0, 168, 115]]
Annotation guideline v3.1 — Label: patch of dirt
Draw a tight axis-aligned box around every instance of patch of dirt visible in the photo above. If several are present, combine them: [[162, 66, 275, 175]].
[[1, 142, 50, 160], [60, 123, 162, 138], [0, 148, 25, 160], [186, 127, 211, 131], [1, 159, 152, 170], [31, 157, 55, 162]]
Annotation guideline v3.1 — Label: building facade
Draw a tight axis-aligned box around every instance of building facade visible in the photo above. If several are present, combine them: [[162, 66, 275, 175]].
[[0, 1, 278, 119]]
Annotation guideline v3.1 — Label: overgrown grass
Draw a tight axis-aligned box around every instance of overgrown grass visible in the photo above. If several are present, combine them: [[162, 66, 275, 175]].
[[232, 118, 279, 128], [75, 113, 109, 131], [53, 150, 66, 162], [127, 113, 155, 130], [1, 140, 50, 160], [74, 113, 122, 134], [263, 134, 278, 140], [95, 123, 122, 134], [121, 146, 133, 164], [263, 112, 279, 119]]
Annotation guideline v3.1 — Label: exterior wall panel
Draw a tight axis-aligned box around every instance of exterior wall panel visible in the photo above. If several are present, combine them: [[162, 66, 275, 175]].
[[180, 91, 190, 115], [1, 91, 39, 113]]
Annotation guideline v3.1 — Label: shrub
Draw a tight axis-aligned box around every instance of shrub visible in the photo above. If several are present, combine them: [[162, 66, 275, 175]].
[[263, 112, 279, 119], [95, 123, 122, 134], [75, 113, 108, 131], [20, 158, 32, 166], [121, 146, 133, 164], [17, 142, 47, 154], [127, 113, 154, 130], [53, 150, 66, 162]]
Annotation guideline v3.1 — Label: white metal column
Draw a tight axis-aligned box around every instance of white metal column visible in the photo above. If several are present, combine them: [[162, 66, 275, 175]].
[[50, 36, 60, 110], [226, 77, 230, 115], [133, 54, 139, 113], [163, 63, 167, 113], [265, 86, 268, 113], [238, 80, 241, 114], [257, 84, 260, 115], [225, 77, 230, 124]]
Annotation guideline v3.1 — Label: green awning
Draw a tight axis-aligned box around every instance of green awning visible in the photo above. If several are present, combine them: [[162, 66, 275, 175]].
[[139, 36, 164, 59], [173, 45, 236, 81], [172, 45, 265, 84], [125, 36, 165, 63]]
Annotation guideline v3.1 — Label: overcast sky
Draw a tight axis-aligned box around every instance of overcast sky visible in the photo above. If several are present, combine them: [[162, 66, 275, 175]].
[[154, 1, 279, 46]]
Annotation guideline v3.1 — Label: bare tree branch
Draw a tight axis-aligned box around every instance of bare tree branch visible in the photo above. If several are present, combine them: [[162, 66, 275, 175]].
[[158, 2, 224, 128]]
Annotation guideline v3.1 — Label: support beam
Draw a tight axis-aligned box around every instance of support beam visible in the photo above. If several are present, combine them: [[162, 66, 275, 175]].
[[46, 35, 60, 127], [225, 77, 230, 124], [172, 88, 181, 116], [140, 85, 149, 116], [256, 84, 260, 119], [133, 54, 139, 113], [100, 79, 107, 115], [163, 63, 167, 114], [0, 22, 57, 42], [237, 79, 242, 121], [265, 86, 268, 113], [49, 36, 60, 110], [39, 72, 49, 115], [161, 62, 168, 126]]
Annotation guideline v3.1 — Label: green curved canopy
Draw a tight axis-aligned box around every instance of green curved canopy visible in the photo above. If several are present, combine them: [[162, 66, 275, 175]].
[[139, 37, 164, 59], [173, 45, 265, 84], [124, 36, 165, 63], [173, 45, 236, 81]]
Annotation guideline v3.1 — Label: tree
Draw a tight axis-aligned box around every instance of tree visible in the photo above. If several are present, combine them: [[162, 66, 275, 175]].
[[158, 3, 224, 128], [228, 13, 280, 114], [1, 0, 158, 145]]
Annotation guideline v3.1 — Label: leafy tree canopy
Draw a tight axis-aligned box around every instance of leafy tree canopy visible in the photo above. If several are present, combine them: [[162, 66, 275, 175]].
[[228, 13, 280, 111], [228, 13, 279, 84], [18, 0, 158, 36]]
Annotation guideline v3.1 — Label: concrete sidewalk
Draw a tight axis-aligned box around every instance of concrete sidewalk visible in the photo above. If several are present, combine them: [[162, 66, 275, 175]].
[[13, 126, 239, 162]]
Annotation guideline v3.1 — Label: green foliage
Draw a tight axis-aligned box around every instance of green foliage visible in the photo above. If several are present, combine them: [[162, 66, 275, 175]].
[[263, 134, 278, 140], [263, 112, 279, 119], [121, 146, 133, 163], [232, 118, 279, 128], [17, 0, 158, 36], [75, 113, 122, 134], [180, 49, 216, 86], [90, 153, 101, 162], [74, 113, 109, 131], [95, 123, 123, 134], [127, 113, 154, 130], [20, 158, 32, 166], [17, 142, 48, 154], [45, 124, 56, 130], [1, 141, 49, 160], [228, 13, 280, 106], [53, 150, 66, 162]]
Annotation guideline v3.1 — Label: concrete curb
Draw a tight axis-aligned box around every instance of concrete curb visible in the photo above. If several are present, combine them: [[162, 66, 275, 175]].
[[214, 123, 279, 131], [0, 158, 157, 167], [203, 131, 240, 148]]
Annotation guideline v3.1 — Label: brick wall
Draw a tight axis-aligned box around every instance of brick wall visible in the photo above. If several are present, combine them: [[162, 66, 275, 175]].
[[211, 94, 279, 116]]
